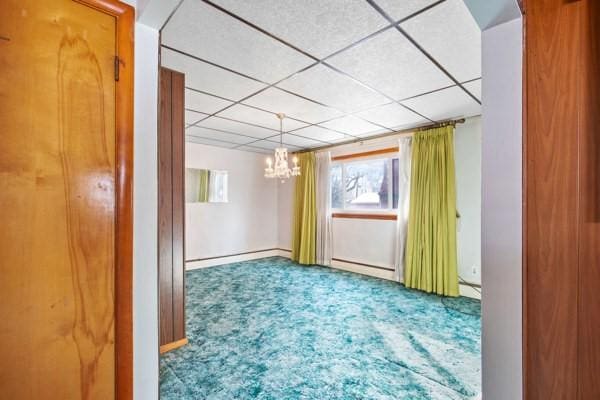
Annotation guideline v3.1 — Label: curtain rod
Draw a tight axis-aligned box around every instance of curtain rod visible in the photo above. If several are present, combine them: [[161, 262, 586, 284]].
[[294, 118, 466, 154]]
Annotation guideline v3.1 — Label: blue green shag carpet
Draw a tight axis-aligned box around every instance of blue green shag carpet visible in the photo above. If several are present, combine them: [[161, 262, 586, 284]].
[[160, 257, 481, 400]]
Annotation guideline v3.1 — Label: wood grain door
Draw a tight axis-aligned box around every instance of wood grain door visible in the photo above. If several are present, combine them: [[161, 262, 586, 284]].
[[524, 0, 600, 398], [0, 1, 126, 398]]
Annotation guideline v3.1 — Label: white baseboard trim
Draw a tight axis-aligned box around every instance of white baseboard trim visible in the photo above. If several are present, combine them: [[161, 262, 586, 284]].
[[277, 249, 481, 299], [186, 249, 281, 270]]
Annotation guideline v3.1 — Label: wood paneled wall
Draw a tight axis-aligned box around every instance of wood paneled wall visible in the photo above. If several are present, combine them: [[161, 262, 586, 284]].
[[524, 0, 600, 398], [158, 67, 186, 348]]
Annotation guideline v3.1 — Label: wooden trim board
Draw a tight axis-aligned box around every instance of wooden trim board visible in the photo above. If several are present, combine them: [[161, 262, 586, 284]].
[[160, 338, 189, 354]]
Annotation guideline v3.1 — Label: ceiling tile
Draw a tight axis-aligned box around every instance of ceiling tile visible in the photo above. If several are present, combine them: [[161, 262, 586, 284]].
[[209, 0, 389, 59], [216, 104, 307, 131], [161, 48, 266, 101], [243, 87, 343, 124], [249, 140, 301, 151], [161, 0, 314, 83], [291, 125, 348, 143], [197, 116, 276, 139], [185, 135, 238, 148], [186, 89, 232, 114], [354, 102, 429, 129], [401, 0, 481, 82], [280, 134, 323, 148], [236, 145, 273, 154], [374, 0, 440, 21], [401, 86, 481, 122], [326, 29, 453, 100], [277, 64, 389, 113], [186, 126, 256, 145], [319, 115, 383, 136], [463, 79, 482, 102], [355, 128, 392, 138], [185, 110, 209, 126]]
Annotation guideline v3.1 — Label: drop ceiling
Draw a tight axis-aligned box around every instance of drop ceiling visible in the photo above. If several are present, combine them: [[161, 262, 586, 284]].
[[161, 0, 482, 154]]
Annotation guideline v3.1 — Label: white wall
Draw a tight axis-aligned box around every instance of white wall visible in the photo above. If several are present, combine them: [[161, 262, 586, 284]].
[[455, 117, 482, 283], [132, 22, 160, 400], [185, 143, 279, 263], [481, 17, 523, 400], [278, 116, 482, 284]]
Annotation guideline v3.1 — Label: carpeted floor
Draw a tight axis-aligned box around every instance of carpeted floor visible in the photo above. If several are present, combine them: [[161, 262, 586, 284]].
[[160, 257, 481, 400]]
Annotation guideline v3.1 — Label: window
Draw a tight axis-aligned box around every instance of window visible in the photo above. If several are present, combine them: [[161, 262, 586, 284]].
[[331, 156, 399, 211]]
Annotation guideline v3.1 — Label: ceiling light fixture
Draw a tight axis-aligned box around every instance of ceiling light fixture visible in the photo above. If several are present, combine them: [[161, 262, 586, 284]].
[[264, 113, 300, 182]]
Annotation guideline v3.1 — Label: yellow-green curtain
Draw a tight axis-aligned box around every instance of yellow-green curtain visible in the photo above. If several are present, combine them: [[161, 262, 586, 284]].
[[405, 126, 459, 297], [198, 169, 210, 203], [291, 152, 316, 265]]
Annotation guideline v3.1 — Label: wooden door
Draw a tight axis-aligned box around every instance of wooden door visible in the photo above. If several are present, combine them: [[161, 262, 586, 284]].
[[158, 67, 186, 351], [524, 0, 600, 398], [0, 0, 133, 398]]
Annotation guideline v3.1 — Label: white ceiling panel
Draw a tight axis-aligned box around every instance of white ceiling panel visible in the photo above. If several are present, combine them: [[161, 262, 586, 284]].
[[354, 102, 429, 129], [401, 86, 481, 122], [463, 79, 482, 101], [277, 64, 389, 113], [185, 135, 238, 148], [186, 89, 232, 114], [186, 126, 256, 145], [401, 0, 481, 82], [374, 0, 441, 21], [161, 0, 314, 83], [292, 125, 349, 143], [280, 134, 324, 148], [185, 110, 209, 125], [327, 29, 453, 100], [249, 140, 301, 151], [216, 104, 308, 131], [236, 145, 273, 154], [243, 88, 344, 124], [209, 0, 389, 59], [161, 48, 266, 101], [197, 116, 276, 139], [319, 115, 383, 136]]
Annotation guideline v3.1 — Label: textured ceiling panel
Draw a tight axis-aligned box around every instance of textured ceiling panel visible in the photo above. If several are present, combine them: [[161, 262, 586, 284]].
[[186, 126, 256, 145], [197, 116, 276, 139], [185, 110, 209, 125], [326, 29, 453, 100], [374, 0, 440, 21], [280, 134, 324, 148], [291, 125, 349, 143], [249, 140, 301, 151], [401, 0, 481, 82], [243, 88, 344, 124], [463, 79, 482, 102], [354, 102, 429, 129], [216, 104, 308, 131], [236, 145, 273, 154], [401, 86, 481, 122], [319, 115, 384, 136], [209, 0, 389, 59], [161, 0, 314, 83], [277, 64, 389, 113], [161, 48, 266, 101], [185, 135, 238, 148], [186, 89, 233, 114]]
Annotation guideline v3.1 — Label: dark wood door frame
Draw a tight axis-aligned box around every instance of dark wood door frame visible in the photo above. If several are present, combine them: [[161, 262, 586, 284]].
[[73, 0, 135, 398]]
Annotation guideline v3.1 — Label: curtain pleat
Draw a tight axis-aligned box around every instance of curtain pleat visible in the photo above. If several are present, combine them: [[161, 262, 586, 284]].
[[405, 126, 459, 296], [198, 169, 210, 203], [292, 152, 317, 265], [315, 152, 333, 266]]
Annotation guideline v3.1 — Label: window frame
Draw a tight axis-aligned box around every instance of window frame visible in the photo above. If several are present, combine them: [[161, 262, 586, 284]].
[[330, 151, 400, 216]]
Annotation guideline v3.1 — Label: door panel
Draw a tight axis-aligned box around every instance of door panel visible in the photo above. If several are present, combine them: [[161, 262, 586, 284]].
[[0, 1, 117, 399]]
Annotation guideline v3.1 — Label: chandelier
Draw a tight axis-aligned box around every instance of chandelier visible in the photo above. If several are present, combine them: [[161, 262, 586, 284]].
[[264, 113, 300, 181]]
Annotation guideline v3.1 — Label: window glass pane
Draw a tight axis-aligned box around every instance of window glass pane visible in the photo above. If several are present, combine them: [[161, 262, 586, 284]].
[[344, 159, 389, 209], [330, 164, 343, 209]]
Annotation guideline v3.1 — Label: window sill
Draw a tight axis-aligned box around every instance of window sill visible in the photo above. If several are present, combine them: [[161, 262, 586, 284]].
[[332, 212, 397, 221]]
